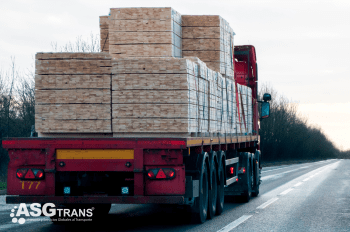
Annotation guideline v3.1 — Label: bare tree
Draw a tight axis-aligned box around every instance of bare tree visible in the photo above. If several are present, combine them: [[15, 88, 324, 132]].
[[51, 33, 101, 52]]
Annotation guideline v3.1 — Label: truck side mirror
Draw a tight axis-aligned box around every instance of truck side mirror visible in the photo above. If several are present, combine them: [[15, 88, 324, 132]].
[[261, 102, 270, 119], [263, 93, 271, 102]]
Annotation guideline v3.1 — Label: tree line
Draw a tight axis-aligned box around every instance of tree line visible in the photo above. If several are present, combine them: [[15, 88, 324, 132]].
[[259, 83, 347, 161]]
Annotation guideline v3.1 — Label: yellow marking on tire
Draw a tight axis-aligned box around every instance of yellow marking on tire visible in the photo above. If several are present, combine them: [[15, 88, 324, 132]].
[[29, 182, 33, 189], [36, 182, 41, 189]]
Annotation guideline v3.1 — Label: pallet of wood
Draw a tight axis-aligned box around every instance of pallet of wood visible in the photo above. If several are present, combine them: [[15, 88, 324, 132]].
[[35, 52, 112, 135], [182, 15, 234, 78], [105, 7, 182, 59], [112, 57, 205, 136]]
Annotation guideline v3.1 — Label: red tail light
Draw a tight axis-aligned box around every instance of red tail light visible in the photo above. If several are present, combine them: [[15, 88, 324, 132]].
[[238, 167, 246, 174], [16, 168, 44, 180], [147, 170, 156, 178], [230, 167, 234, 175], [147, 168, 176, 180], [33, 169, 44, 179], [16, 169, 28, 178]]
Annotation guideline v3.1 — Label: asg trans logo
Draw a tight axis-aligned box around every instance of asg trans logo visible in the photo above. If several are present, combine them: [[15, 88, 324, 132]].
[[10, 203, 93, 224]]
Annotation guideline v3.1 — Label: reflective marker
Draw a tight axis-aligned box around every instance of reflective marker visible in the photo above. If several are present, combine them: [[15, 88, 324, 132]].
[[121, 187, 129, 195], [64, 187, 71, 194]]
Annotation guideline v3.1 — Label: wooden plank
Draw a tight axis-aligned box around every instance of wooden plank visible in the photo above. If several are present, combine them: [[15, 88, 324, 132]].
[[182, 27, 220, 39], [109, 31, 175, 44], [35, 52, 111, 60], [36, 89, 110, 104], [35, 104, 111, 120], [35, 75, 110, 89], [112, 90, 198, 104], [111, 58, 194, 74], [108, 19, 174, 32], [112, 73, 197, 90], [182, 15, 221, 27], [35, 60, 112, 75], [36, 119, 111, 133], [112, 103, 197, 118], [109, 7, 173, 20], [182, 38, 221, 51], [109, 44, 174, 58], [112, 118, 199, 133]]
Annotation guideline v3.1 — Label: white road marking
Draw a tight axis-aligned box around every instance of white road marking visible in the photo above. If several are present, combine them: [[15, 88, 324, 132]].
[[217, 215, 253, 232], [294, 182, 302, 187], [261, 159, 334, 174], [0, 223, 16, 231], [262, 167, 310, 181], [279, 188, 293, 196], [261, 161, 338, 181], [256, 197, 279, 209], [262, 165, 309, 173], [303, 177, 311, 182], [0, 218, 49, 231]]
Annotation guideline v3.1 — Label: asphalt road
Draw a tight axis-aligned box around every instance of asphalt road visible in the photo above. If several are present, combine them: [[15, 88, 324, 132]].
[[1, 159, 349, 232]]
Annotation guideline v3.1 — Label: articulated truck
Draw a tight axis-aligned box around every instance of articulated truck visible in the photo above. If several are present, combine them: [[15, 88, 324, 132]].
[[3, 45, 270, 224]]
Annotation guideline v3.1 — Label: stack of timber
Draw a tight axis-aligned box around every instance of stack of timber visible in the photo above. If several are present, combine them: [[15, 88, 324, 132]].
[[182, 15, 234, 78], [35, 53, 112, 136], [106, 7, 182, 59], [34, 7, 254, 138], [111, 56, 244, 137], [112, 57, 202, 137]]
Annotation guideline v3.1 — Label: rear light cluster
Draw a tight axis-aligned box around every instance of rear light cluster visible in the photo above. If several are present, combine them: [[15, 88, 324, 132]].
[[16, 168, 45, 180], [147, 168, 176, 180]]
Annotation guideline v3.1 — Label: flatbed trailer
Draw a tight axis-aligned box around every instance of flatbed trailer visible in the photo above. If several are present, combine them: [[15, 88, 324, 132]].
[[3, 45, 271, 223], [3, 135, 261, 223]]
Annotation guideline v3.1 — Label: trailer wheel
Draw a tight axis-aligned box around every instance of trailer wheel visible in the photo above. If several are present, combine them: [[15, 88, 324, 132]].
[[191, 160, 209, 224], [252, 184, 260, 197], [241, 158, 252, 202], [252, 159, 260, 197], [208, 159, 217, 219], [216, 161, 225, 215]]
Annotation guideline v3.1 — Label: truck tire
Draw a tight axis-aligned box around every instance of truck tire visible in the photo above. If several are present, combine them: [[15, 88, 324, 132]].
[[252, 150, 261, 197], [208, 156, 217, 219], [216, 159, 225, 215], [241, 154, 252, 203], [191, 158, 209, 224], [252, 158, 260, 197], [252, 184, 260, 197]]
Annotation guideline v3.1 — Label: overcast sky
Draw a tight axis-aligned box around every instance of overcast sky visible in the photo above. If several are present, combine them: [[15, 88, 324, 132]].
[[1, 0, 350, 150]]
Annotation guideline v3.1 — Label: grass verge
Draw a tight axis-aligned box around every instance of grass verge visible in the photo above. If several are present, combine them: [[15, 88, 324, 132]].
[[0, 181, 6, 190]]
